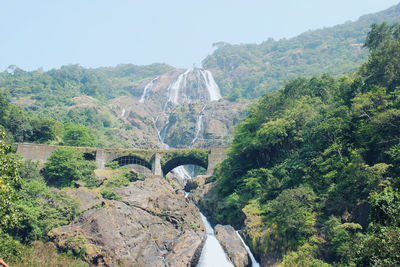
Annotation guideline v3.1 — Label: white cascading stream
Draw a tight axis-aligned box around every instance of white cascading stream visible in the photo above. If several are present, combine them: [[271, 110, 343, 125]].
[[201, 70, 222, 101], [236, 231, 260, 267], [190, 105, 207, 147], [139, 76, 158, 103], [142, 68, 244, 265], [166, 69, 192, 104], [197, 213, 234, 267]]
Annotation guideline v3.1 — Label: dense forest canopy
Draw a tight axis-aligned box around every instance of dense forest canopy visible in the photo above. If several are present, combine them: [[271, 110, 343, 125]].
[[208, 22, 400, 266], [203, 3, 400, 100]]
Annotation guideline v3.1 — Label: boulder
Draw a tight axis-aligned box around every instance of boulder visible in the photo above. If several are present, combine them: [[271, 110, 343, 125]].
[[50, 177, 206, 266], [214, 225, 251, 267]]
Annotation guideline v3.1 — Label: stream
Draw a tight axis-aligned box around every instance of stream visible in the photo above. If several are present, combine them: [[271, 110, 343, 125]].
[[142, 68, 259, 266], [197, 213, 234, 267]]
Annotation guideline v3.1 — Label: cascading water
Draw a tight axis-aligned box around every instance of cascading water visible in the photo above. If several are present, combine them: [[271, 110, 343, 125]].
[[201, 70, 222, 101], [190, 105, 207, 148], [139, 76, 158, 103], [139, 68, 259, 266], [197, 213, 234, 267], [236, 231, 260, 267], [166, 69, 192, 104]]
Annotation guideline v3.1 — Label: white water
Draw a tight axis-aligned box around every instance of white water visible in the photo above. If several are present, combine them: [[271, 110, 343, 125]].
[[197, 213, 234, 267], [190, 105, 207, 147], [148, 68, 250, 265], [165, 68, 222, 105], [236, 231, 260, 267], [201, 70, 222, 101], [166, 69, 192, 104], [139, 77, 158, 103], [121, 108, 126, 117], [171, 165, 191, 179]]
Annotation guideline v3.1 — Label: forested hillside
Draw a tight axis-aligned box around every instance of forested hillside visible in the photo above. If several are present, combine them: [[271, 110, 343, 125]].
[[0, 93, 99, 147], [0, 64, 173, 147], [203, 3, 400, 99], [207, 22, 400, 266]]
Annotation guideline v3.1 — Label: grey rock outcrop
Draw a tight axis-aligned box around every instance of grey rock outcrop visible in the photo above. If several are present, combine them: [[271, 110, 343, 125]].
[[49, 177, 206, 266], [65, 188, 103, 211], [214, 225, 251, 267]]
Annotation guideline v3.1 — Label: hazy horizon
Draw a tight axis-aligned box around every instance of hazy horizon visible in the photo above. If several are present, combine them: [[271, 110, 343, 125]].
[[1, 0, 399, 71]]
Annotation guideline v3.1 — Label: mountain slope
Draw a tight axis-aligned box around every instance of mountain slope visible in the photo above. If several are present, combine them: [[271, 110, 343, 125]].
[[203, 3, 400, 99]]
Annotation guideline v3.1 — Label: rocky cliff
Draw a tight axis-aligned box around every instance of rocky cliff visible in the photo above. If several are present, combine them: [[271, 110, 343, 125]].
[[50, 177, 206, 267]]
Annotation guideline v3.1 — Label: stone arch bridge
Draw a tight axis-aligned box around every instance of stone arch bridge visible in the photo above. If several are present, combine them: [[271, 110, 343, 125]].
[[16, 143, 227, 176]]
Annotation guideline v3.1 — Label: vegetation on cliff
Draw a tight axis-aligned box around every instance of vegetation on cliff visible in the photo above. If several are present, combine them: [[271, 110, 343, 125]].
[[203, 3, 400, 100], [210, 23, 400, 266], [0, 130, 86, 265], [0, 63, 173, 148]]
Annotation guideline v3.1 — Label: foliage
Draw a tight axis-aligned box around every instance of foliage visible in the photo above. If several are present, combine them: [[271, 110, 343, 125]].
[[100, 187, 120, 200], [4, 160, 80, 244], [203, 4, 400, 99], [105, 160, 120, 169], [0, 94, 61, 143], [42, 147, 97, 188], [0, 63, 173, 148], [104, 167, 137, 188], [0, 157, 82, 266], [0, 237, 88, 267], [62, 123, 97, 147], [356, 187, 400, 266], [209, 23, 400, 265], [0, 129, 20, 231], [279, 241, 332, 267]]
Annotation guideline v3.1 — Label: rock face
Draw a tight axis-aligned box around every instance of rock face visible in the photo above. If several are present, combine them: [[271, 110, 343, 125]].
[[109, 68, 248, 149], [65, 188, 103, 211], [214, 225, 251, 267], [49, 177, 206, 266]]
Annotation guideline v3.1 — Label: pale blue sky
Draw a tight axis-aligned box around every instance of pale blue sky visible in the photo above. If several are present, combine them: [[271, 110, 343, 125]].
[[1, 0, 399, 71]]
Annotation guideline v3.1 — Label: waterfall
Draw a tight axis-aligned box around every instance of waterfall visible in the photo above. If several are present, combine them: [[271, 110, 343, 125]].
[[146, 68, 259, 266], [190, 105, 207, 147], [139, 77, 158, 103], [121, 108, 126, 117], [236, 231, 260, 267], [163, 68, 222, 105], [167, 69, 192, 104], [197, 213, 234, 267], [201, 70, 222, 101]]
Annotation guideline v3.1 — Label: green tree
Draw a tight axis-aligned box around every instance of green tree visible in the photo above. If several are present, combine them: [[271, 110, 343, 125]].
[[43, 147, 96, 188], [63, 123, 97, 147], [356, 187, 400, 266], [0, 129, 20, 231], [362, 23, 400, 91], [264, 186, 316, 245]]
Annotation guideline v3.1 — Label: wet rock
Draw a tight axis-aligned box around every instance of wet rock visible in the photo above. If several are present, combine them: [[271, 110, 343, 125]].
[[214, 225, 251, 267], [50, 177, 206, 267]]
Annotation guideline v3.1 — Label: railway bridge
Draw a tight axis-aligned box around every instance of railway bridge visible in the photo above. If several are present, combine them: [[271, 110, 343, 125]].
[[16, 143, 227, 176]]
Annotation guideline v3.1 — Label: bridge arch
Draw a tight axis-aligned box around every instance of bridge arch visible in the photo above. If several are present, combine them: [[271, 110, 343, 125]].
[[83, 152, 96, 161], [112, 155, 152, 171], [161, 153, 208, 176]]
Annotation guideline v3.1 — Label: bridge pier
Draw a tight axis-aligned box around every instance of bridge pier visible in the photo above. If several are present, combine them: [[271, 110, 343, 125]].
[[152, 153, 162, 176], [207, 148, 227, 175], [96, 149, 106, 169]]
